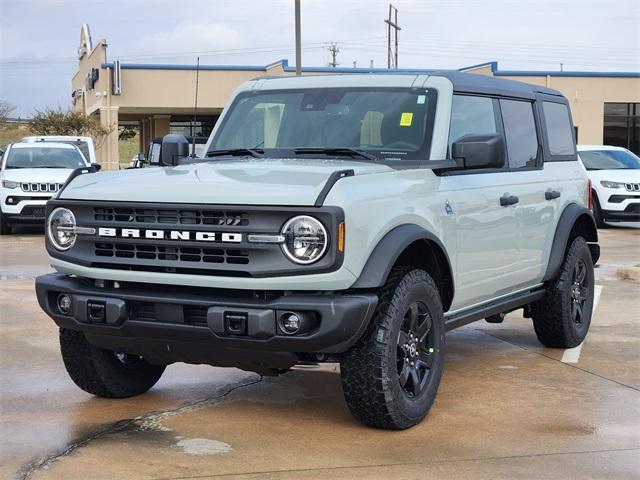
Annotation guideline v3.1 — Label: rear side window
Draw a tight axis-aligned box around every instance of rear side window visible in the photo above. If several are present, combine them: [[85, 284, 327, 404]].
[[500, 99, 539, 169], [543, 102, 575, 156], [448, 95, 498, 155]]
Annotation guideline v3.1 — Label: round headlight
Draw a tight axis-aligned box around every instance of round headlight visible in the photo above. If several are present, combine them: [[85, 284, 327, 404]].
[[281, 215, 328, 264], [47, 207, 77, 251]]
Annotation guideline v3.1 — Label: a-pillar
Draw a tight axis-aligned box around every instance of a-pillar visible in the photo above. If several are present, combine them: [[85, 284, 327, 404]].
[[97, 106, 120, 170]]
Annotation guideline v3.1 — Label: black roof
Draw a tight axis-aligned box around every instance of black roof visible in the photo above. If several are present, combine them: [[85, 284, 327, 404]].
[[435, 70, 563, 99]]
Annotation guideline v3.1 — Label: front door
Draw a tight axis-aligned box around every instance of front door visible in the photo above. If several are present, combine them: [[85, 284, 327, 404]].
[[443, 95, 520, 310]]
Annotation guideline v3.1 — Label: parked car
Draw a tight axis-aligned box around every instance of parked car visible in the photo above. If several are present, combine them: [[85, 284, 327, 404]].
[[21, 135, 97, 165], [577, 145, 640, 227], [0, 142, 90, 234], [35, 72, 599, 430]]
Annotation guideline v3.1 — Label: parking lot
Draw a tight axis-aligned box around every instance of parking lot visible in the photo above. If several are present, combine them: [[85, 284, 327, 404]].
[[1, 226, 638, 480]]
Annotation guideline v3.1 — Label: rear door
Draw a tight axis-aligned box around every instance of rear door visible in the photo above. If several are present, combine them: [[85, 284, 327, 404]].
[[498, 97, 550, 286]]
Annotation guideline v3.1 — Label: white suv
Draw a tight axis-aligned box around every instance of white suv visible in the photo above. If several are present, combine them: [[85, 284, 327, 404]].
[[577, 145, 640, 227], [0, 142, 90, 234]]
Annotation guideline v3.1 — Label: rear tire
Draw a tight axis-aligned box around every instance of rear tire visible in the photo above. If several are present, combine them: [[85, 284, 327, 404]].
[[59, 328, 165, 398], [340, 267, 445, 430], [530, 237, 594, 348], [0, 212, 11, 235]]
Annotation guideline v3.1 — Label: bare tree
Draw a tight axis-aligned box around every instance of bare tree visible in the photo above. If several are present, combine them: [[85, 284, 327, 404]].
[[0, 99, 16, 127]]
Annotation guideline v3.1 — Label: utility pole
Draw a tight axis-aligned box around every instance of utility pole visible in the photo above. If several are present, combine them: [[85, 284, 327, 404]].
[[384, 4, 401, 68], [327, 42, 340, 67], [295, 0, 302, 76]]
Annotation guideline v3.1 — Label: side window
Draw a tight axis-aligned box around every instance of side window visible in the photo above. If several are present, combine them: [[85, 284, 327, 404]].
[[500, 99, 539, 169], [543, 101, 576, 156], [448, 95, 498, 156]]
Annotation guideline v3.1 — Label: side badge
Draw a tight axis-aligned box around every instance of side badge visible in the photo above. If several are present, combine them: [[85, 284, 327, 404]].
[[444, 200, 454, 216]]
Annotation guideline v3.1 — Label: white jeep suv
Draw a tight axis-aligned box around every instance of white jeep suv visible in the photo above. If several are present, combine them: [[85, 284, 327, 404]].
[[0, 142, 90, 234], [577, 145, 640, 227]]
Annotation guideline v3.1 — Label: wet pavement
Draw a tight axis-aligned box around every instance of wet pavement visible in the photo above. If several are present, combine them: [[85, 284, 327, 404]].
[[1, 225, 639, 480]]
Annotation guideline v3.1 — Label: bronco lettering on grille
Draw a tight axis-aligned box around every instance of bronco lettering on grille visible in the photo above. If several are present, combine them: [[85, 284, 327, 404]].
[[97, 227, 242, 243]]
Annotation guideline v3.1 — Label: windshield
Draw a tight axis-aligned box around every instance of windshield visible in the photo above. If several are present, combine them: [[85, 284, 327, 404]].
[[5, 147, 87, 169], [579, 149, 640, 170], [53, 140, 91, 162], [209, 88, 436, 162]]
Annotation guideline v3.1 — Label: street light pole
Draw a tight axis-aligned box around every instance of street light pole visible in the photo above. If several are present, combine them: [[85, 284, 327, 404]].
[[295, 0, 302, 76]]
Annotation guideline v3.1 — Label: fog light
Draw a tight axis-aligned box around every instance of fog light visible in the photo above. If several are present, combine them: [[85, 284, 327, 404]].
[[281, 313, 301, 334], [57, 294, 72, 315]]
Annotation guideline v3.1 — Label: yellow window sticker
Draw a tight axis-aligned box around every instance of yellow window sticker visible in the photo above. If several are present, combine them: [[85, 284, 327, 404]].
[[400, 112, 413, 127]]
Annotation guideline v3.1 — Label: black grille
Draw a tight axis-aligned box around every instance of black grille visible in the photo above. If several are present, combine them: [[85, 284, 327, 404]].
[[94, 242, 249, 265], [625, 203, 640, 214], [20, 206, 46, 217], [47, 200, 343, 278], [93, 207, 248, 226], [129, 301, 209, 326]]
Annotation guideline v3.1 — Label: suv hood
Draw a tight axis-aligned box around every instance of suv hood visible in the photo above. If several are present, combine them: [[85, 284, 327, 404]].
[[1, 168, 76, 184], [586, 168, 640, 183], [60, 159, 394, 206]]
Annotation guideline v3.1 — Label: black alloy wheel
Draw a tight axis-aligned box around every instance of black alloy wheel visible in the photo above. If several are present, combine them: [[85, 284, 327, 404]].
[[397, 301, 436, 398]]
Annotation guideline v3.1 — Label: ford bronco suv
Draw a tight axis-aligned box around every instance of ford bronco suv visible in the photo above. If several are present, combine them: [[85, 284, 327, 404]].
[[36, 72, 599, 430]]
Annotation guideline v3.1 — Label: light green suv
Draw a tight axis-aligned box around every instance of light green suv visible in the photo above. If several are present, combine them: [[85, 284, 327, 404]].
[[36, 72, 599, 430]]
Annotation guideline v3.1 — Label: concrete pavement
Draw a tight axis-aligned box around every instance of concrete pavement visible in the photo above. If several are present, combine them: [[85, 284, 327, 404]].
[[1, 226, 638, 480]]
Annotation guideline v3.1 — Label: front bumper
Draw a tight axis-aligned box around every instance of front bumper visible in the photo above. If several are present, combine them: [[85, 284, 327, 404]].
[[601, 204, 640, 222], [2, 208, 47, 224], [35, 273, 378, 373]]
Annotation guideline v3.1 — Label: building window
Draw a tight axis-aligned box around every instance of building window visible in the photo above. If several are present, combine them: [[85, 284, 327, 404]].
[[603, 103, 639, 155], [169, 116, 217, 138]]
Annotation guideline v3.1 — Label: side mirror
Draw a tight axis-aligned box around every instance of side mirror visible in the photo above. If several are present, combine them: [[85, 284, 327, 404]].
[[93, 163, 102, 171], [160, 134, 189, 166], [452, 134, 505, 169]]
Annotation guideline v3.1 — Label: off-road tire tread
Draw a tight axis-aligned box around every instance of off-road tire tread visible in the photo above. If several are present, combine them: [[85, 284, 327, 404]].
[[530, 236, 593, 348], [340, 267, 443, 430], [60, 328, 165, 398]]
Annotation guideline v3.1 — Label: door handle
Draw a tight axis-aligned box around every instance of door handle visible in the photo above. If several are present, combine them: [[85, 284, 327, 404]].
[[500, 194, 519, 207], [545, 190, 561, 200]]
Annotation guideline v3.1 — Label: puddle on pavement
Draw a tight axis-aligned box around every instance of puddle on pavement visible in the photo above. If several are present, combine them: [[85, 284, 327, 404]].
[[174, 437, 233, 455]]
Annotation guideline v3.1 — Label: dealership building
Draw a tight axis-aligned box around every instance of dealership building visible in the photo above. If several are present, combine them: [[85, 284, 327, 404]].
[[72, 28, 640, 170]]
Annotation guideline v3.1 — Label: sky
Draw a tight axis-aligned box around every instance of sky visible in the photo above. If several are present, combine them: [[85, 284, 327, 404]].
[[1, 0, 639, 116]]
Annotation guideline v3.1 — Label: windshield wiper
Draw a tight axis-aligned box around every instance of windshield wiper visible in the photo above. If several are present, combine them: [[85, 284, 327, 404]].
[[294, 147, 378, 162], [206, 148, 264, 158]]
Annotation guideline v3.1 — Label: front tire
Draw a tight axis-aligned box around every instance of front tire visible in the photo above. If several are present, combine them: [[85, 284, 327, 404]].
[[60, 328, 166, 398], [530, 237, 594, 348], [340, 268, 445, 430]]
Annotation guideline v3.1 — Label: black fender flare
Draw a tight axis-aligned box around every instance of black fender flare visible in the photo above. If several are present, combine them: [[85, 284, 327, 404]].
[[543, 203, 599, 282], [350, 224, 454, 308]]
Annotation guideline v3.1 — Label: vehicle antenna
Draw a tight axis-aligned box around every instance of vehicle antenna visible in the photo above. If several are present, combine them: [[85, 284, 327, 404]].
[[192, 56, 200, 157]]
